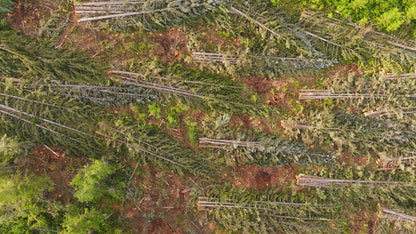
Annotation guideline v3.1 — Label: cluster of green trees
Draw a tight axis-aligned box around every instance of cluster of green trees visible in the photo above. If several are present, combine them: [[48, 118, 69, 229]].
[[272, 0, 416, 35], [0, 134, 124, 232]]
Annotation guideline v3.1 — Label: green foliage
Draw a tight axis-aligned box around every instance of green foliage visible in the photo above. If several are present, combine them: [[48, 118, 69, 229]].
[[0, 30, 108, 84], [37, 9, 70, 41], [130, 41, 153, 55], [62, 207, 110, 233], [187, 125, 198, 146], [204, 185, 350, 233], [284, 108, 416, 158], [0, 135, 24, 164], [98, 122, 220, 178], [70, 159, 116, 203], [147, 103, 161, 120], [123, 60, 272, 116], [271, 0, 416, 35], [0, 18, 11, 30], [0, 173, 57, 232], [0, 0, 14, 16], [377, 8, 405, 32], [165, 103, 186, 127], [0, 173, 53, 206]]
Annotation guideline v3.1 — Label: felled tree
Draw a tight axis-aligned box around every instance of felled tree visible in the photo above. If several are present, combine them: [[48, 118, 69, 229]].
[[296, 174, 408, 188], [109, 61, 271, 116], [96, 123, 220, 178], [184, 3, 336, 78], [76, 0, 225, 31], [22, 82, 159, 106], [0, 80, 112, 157], [283, 109, 416, 157], [0, 29, 108, 84], [314, 72, 416, 113], [201, 185, 350, 233], [192, 51, 336, 78], [298, 10, 416, 71], [200, 135, 334, 166]]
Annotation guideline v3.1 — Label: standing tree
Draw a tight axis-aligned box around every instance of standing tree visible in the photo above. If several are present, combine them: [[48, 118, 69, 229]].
[[0, 173, 56, 232], [70, 159, 119, 203]]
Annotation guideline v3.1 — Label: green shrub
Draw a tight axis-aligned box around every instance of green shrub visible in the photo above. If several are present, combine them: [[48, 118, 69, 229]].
[[70, 159, 115, 203]]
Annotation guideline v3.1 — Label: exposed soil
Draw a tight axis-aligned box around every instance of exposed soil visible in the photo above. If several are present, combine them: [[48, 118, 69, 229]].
[[338, 152, 378, 171], [327, 63, 364, 79], [149, 218, 173, 234], [124, 164, 205, 233], [231, 165, 298, 189], [347, 211, 379, 234], [189, 25, 241, 52], [62, 23, 190, 65], [151, 27, 189, 63], [244, 76, 292, 107], [23, 144, 90, 205], [230, 115, 274, 135], [8, 0, 57, 38], [66, 22, 124, 58]]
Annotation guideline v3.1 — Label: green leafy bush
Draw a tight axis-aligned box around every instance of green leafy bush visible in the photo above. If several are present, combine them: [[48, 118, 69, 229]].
[[0, 135, 23, 164], [0, 174, 55, 231], [271, 0, 416, 35], [70, 159, 115, 203], [62, 207, 110, 233]]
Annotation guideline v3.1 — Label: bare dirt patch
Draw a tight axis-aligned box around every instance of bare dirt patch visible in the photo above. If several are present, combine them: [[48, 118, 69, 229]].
[[8, 0, 57, 38], [124, 164, 205, 233], [231, 165, 297, 189], [346, 211, 379, 234], [230, 114, 274, 135], [243, 76, 296, 108], [327, 63, 364, 79], [22, 144, 90, 205], [150, 27, 189, 63]]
